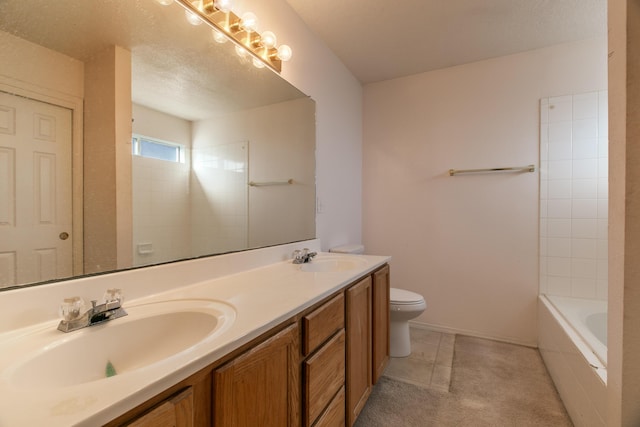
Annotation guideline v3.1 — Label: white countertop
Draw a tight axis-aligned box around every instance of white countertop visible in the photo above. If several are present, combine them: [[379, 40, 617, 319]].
[[0, 250, 389, 426]]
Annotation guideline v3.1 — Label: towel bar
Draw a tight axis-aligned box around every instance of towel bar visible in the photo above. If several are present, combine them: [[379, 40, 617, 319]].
[[448, 165, 535, 176]]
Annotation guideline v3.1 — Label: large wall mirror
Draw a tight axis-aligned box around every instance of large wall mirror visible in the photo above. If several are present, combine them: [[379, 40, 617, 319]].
[[0, 0, 316, 290]]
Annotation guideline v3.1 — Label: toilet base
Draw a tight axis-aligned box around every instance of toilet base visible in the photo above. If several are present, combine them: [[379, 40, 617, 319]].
[[390, 320, 412, 357]]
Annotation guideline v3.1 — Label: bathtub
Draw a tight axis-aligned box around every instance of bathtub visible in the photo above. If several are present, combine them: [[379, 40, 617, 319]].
[[538, 295, 607, 426]]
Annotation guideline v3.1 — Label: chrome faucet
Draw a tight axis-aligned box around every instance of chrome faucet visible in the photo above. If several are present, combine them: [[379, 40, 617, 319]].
[[57, 289, 127, 332], [292, 248, 317, 264]]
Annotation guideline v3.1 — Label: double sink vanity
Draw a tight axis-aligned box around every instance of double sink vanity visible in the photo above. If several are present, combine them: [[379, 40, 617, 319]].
[[0, 240, 390, 426]]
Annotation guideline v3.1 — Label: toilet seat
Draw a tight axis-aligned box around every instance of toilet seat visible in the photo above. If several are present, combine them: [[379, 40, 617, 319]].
[[390, 288, 425, 305]]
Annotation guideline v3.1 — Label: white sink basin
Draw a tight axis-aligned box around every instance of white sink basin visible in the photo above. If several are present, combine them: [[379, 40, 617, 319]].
[[2, 299, 235, 389], [297, 255, 368, 273]]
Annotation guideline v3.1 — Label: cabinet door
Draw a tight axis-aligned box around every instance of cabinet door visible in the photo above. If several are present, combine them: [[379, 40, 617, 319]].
[[372, 264, 390, 384], [105, 367, 211, 427], [213, 323, 300, 427], [126, 387, 194, 427], [346, 276, 372, 427]]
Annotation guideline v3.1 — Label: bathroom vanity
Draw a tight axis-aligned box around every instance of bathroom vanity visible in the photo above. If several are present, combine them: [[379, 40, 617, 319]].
[[0, 242, 390, 426], [107, 265, 390, 427]]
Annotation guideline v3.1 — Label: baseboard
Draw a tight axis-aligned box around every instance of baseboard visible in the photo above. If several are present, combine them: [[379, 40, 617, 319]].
[[408, 320, 538, 349]]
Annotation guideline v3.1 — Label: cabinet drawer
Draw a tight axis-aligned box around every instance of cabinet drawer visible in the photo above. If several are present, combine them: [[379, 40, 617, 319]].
[[304, 329, 346, 426], [312, 386, 345, 427], [303, 293, 344, 355]]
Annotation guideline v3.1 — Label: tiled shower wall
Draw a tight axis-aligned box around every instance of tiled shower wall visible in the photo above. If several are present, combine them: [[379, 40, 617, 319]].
[[132, 156, 191, 267], [190, 141, 249, 256], [539, 91, 608, 300]]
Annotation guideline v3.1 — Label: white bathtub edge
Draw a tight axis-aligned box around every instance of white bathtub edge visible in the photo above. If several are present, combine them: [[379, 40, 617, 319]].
[[540, 295, 606, 381], [538, 295, 607, 427]]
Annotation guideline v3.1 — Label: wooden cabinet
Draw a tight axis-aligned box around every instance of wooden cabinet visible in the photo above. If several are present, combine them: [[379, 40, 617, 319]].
[[345, 276, 372, 426], [105, 366, 212, 427], [125, 388, 194, 427], [213, 323, 300, 427], [372, 264, 390, 384]]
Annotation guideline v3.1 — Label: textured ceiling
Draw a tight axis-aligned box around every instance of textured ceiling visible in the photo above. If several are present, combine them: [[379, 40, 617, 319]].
[[285, 0, 607, 84]]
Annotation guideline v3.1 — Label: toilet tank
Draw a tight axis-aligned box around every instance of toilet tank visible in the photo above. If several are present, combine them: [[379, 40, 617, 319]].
[[329, 244, 365, 254]]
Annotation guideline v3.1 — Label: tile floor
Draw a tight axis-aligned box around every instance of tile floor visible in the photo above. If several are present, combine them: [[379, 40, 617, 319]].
[[382, 326, 455, 392], [359, 334, 573, 426]]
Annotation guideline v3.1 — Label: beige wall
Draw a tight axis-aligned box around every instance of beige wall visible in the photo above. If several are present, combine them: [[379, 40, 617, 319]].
[[608, 0, 640, 425], [363, 38, 607, 346], [245, 98, 315, 248], [132, 103, 192, 147], [0, 31, 84, 99], [83, 46, 132, 273]]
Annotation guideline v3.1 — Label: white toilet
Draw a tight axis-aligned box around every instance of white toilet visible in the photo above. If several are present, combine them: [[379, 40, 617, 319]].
[[329, 244, 427, 358], [389, 287, 426, 357]]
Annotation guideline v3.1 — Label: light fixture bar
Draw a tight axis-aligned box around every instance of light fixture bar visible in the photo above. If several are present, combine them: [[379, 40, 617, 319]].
[[174, 0, 284, 72]]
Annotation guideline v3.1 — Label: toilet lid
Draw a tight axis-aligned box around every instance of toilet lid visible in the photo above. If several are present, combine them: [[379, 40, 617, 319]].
[[390, 288, 424, 305]]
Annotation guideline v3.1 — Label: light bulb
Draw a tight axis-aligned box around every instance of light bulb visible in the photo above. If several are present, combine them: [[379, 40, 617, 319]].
[[155, 0, 174, 5], [252, 58, 265, 69], [260, 31, 277, 49], [212, 28, 227, 43], [276, 44, 292, 61], [214, 0, 232, 13], [185, 0, 204, 25], [240, 12, 258, 32]]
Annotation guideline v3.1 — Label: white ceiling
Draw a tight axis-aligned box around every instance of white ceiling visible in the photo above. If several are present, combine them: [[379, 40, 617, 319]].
[[285, 0, 607, 84]]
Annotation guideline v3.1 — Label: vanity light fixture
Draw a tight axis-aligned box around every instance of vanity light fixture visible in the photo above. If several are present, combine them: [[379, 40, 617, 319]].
[[260, 31, 277, 49], [239, 12, 258, 33], [160, 0, 292, 72], [274, 44, 293, 62], [213, 0, 232, 13]]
